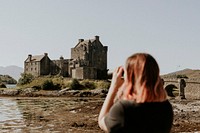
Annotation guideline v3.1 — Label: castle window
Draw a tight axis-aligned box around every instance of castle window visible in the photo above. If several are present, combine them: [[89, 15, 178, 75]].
[[84, 46, 87, 51]]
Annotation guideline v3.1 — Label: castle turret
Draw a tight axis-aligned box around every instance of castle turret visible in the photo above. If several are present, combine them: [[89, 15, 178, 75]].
[[60, 56, 64, 60], [95, 36, 99, 41], [28, 54, 32, 61], [78, 39, 84, 43]]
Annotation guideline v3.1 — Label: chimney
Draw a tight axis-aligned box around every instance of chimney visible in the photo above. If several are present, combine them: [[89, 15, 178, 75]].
[[78, 39, 84, 43], [28, 54, 32, 61], [95, 36, 99, 41], [60, 56, 64, 60], [44, 53, 48, 56]]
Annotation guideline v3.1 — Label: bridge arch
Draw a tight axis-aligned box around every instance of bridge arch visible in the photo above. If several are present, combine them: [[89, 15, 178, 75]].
[[164, 84, 178, 97]]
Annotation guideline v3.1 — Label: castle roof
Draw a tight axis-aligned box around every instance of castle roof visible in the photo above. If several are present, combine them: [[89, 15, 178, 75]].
[[74, 39, 95, 48], [25, 55, 46, 63], [74, 36, 102, 48]]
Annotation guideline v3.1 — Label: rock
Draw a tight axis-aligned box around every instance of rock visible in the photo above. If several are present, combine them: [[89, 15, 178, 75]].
[[0, 83, 7, 88], [2, 89, 20, 96], [58, 88, 71, 95], [71, 122, 86, 127], [79, 91, 92, 97], [91, 89, 108, 97], [20, 88, 37, 96], [60, 90, 80, 96]]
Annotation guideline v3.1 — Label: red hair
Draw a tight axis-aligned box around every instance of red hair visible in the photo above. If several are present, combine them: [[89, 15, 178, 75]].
[[123, 53, 167, 103]]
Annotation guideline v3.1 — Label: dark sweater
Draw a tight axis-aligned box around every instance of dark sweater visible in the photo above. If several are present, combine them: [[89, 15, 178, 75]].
[[105, 100, 173, 133]]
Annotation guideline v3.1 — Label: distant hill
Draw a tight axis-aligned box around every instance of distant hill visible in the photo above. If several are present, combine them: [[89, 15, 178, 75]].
[[0, 74, 17, 84], [161, 69, 200, 80], [0, 65, 23, 80]]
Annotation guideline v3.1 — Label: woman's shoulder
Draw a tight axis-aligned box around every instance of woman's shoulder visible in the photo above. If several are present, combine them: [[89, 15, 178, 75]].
[[116, 100, 138, 108], [117, 99, 172, 109]]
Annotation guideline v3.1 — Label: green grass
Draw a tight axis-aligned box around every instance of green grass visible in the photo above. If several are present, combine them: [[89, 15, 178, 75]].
[[17, 76, 111, 90]]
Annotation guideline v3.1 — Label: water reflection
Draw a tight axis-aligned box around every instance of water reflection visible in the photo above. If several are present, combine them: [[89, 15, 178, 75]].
[[5, 84, 17, 88], [0, 98, 24, 133], [0, 99, 22, 121], [0, 97, 103, 133]]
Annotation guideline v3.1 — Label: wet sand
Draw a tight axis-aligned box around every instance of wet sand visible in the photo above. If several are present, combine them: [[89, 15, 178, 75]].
[[0, 97, 104, 133], [0, 97, 200, 133]]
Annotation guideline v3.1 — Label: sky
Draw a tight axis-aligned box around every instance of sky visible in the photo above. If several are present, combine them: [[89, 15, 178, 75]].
[[0, 0, 200, 74]]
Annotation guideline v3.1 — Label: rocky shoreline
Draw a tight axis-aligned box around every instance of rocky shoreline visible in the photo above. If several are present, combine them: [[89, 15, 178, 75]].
[[0, 88, 108, 98], [0, 88, 200, 133]]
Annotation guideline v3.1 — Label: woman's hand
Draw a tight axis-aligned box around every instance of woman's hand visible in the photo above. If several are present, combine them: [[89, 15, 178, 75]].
[[109, 66, 124, 93], [98, 66, 125, 131]]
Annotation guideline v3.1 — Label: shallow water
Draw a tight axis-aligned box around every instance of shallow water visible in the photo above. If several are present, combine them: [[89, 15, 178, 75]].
[[0, 99, 22, 121], [5, 84, 17, 88], [0, 98, 25, 133], [0, 97, 103, 133]]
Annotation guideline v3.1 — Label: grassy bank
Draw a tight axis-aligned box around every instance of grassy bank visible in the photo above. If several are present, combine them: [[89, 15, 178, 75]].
[[17, 76, 111, 91]]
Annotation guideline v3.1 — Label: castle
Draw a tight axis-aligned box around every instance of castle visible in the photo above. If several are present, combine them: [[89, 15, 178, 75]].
[[24, 36, 108, 79]]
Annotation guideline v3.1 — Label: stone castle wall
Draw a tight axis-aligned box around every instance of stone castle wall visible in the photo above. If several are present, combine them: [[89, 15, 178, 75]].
[[25, 36, 108, 80]]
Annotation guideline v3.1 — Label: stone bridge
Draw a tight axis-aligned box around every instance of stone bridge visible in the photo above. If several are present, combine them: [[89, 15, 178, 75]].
[[163, 78, 200, 100]]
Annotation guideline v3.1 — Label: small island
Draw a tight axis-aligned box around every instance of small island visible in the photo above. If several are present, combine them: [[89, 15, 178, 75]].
[[0, 74, 17, 87]]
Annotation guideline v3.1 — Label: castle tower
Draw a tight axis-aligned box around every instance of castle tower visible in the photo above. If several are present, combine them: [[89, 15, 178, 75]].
[[70, 36, 108, 79]]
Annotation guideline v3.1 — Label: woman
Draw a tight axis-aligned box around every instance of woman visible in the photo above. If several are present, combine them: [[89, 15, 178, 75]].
[[98, 53, 173, 133]]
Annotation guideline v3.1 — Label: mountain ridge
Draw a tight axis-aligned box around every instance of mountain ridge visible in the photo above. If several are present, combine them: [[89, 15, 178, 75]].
[[161, 68, 200, 80], [0, 65, 23, 80]]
